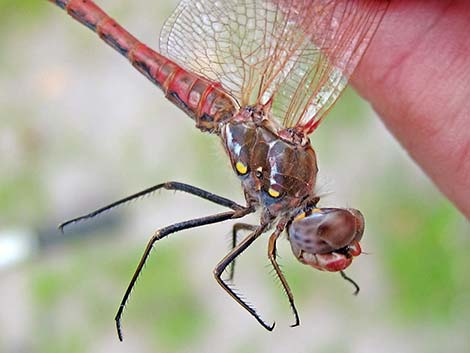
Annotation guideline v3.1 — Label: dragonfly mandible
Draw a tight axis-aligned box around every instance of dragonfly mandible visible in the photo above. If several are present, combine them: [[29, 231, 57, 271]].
[[49, 0, 389, 340]]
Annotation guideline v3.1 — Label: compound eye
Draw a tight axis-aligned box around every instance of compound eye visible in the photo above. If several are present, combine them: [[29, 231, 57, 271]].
[[235, 161, 248, 176], [288, 208, 363, 255]]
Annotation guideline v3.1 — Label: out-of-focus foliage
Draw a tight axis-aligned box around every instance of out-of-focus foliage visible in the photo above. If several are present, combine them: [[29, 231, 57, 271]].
[[0, 0, 45, 23]]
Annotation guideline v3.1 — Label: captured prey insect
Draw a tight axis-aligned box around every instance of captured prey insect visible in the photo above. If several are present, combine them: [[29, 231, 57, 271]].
[[50, 0, 389, 340]]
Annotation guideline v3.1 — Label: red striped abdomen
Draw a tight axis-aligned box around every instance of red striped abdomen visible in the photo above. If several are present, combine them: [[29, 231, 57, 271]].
[[50, 0, 237, 132]]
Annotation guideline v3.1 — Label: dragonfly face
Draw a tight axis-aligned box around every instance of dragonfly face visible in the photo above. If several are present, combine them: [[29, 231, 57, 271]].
[[287, 208, 364, 271]]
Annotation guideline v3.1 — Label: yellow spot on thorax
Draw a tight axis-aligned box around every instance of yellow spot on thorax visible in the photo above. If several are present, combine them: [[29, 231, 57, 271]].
[[268, 188, 280, 198], [235, 161, 248, 175]]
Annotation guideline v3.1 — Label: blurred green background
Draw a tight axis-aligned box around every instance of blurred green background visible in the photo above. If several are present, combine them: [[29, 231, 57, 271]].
[[0, 1, 468, 353]]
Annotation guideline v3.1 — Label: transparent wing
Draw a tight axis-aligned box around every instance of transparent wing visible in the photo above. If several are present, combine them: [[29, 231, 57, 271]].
[[160, 0, 388, 134], [271, 0, 389, 133]]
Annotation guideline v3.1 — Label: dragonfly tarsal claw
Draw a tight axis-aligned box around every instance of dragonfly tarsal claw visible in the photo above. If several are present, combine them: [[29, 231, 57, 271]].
[[340, 270, 360, 296], [290, 318, 301, 328], [265, 321, 276, 331]]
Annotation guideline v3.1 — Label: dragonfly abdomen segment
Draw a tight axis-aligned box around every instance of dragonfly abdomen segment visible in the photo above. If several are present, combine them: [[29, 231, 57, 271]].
[[163, 68, 238, 132], [51, 0, 237, 133]]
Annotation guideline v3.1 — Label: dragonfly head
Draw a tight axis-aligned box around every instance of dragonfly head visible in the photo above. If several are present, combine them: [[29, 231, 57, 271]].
[[287, 207, 364, 272]]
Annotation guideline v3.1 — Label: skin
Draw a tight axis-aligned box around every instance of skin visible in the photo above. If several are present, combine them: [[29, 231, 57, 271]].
[[352, 0, 470, 218]]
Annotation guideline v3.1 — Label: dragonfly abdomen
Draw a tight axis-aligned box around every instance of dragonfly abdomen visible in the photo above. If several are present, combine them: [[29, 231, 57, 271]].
[[161, 66, 238, 132], [53, 0, 237, 132]]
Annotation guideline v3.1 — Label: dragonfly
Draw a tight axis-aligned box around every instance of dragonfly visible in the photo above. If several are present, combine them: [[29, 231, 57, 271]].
[[49, 0, 389, 340]]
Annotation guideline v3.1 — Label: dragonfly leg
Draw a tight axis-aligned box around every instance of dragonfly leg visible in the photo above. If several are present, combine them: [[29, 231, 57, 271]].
[[340, 270, 360, 295], [268, 223, 300, 327], [228, 223, 257, 281], [59, 181, 248, 231], [115, 207, 253, 341], [214, 223, 275, 331]]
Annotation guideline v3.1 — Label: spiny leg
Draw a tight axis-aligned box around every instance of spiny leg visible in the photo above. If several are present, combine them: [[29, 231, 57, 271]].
[[115, 208, 253, 341], [59, 181, 247, 231], [340, 270, 360, 295], [214, 223, 275, 331], [268, 223, 300, 327], [228, 223, 257, 281]]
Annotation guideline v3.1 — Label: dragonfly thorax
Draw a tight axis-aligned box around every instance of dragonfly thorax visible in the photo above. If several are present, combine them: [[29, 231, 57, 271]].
[[222, 106, 318, 219]]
